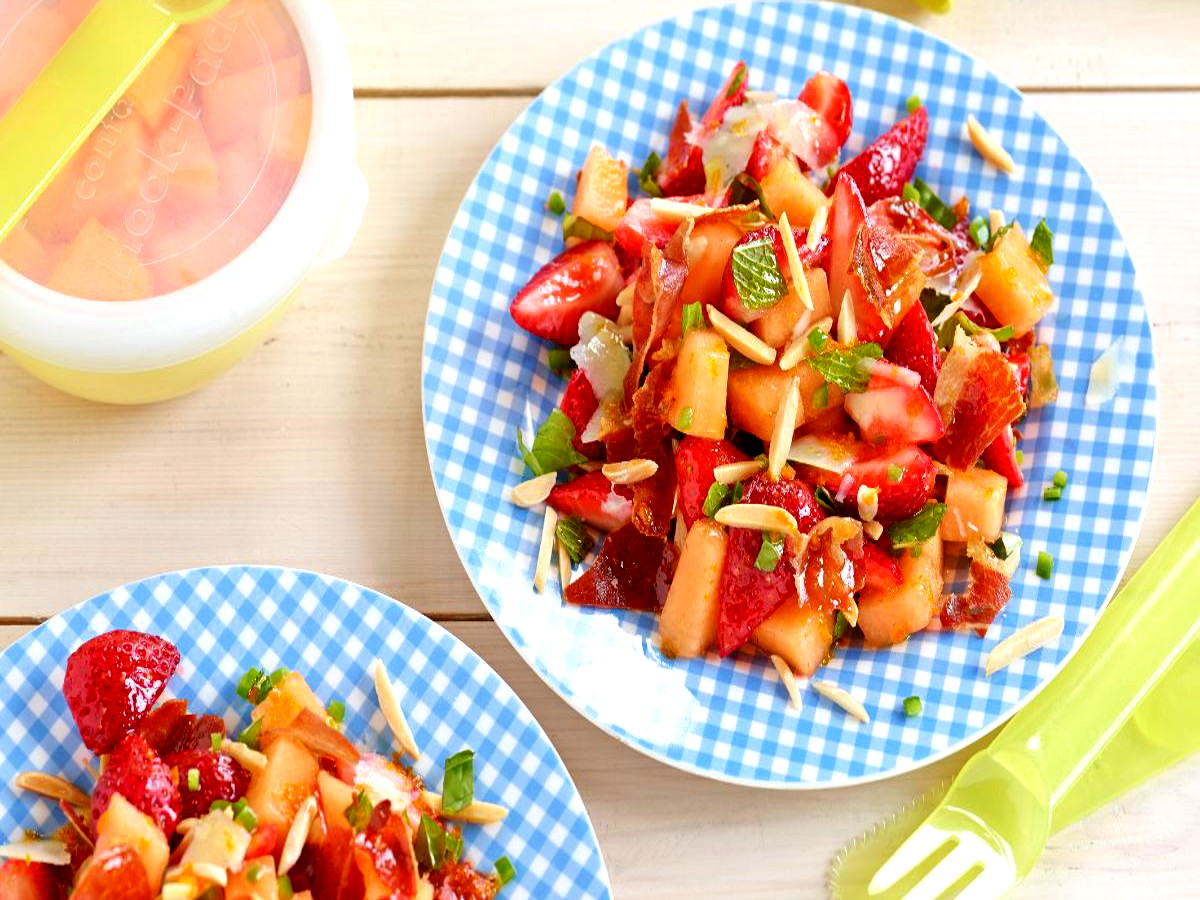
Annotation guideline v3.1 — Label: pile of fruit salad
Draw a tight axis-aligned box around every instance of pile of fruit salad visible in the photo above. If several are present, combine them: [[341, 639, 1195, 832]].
[[0, 0, 312, 300], [508, 63, 1060, 681], [1, 630, 515, 900]]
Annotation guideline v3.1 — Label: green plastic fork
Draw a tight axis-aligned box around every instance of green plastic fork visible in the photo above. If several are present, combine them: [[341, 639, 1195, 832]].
[[831, 495, 1200, 900]]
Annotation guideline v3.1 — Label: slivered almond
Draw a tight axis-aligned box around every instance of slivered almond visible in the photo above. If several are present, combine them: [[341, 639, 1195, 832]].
[[712, 459, 766, 484], [175, 818, 199, 835], [617, 302, 634, 326], [602, 458, 659, 485], [510, 472, 556, 508], [615, 282, 635, 308], [556, 537, 572, 595], [220, 738, 267, 776], [280, 795, 317, 874], [856, 485, 879, 522], [14, 772, 89, 809], [0, 840, 70, 866], [422, 790, 509, 825], [673, 510, 687, 551], [649, 198, 713, 221], [707, 305, 776, 365], [188, 862, 228, 887], [769, 655, 803, 710], [863, 520, 884, 540], [811, 680, 870, 723], [714, 503, 799, 536], [842, 597, 860, 628], [984, 615, 1064, 676], [533, 506, 558, 593], [806, 203, 830, 249], [966, 114, 1016, 174], [777, 211, 813, 311], [988, 208, 1005, 233], [373, 660, 421, 759], [768, 378, 802, 480], [836, 289, 857, 344], [778, 331, 811, 372], [930, 262, 983, 328], [161, 883, 193, 900], [616, 322, 634, 344]]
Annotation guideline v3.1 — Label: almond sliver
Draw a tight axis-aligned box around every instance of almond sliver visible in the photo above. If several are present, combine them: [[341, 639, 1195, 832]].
[[533, 506, 558, 593], [0, 840, 70, 866], [510, 472, 556, 508], [712, 459, 766, 484], [767, 378, 802, 480], [966, 114, 1017, 174], [777, 211, 813, 312], [279, 795, 317, 874], [713, 503, 799, 536], [422, 790, 509, 825], [220, 739, 267, 776], [806, 203, 830, 249], [984, 615, 1064, 676], [373, 659, 421, 759], [707, 306, 777, 365], [769, 655, 803, 710], [602, 458, 659, 485], [811, 680, 870, 723], [14, 772, 89, 809]]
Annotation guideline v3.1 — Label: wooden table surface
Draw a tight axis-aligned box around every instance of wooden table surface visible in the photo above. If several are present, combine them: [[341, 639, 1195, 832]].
[[3, 1, 1199, 896]]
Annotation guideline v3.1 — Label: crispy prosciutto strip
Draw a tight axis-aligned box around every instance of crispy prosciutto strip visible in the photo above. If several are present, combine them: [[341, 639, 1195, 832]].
[[850, 221, 927, 329], [941, 545, 1013, 634], [565, 523, 679, 611], [623, 220, 692, 403], [868, 197, 972, 278], [604, 427, 676, 538], [934, 333, 1026, 469]]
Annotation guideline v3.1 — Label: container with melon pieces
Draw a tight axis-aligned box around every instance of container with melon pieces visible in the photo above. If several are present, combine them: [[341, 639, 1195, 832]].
[[0, 0, 366, 403]]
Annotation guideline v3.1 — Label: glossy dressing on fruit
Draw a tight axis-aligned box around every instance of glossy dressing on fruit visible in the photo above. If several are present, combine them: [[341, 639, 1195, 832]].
[[0, 0, 312, 300]]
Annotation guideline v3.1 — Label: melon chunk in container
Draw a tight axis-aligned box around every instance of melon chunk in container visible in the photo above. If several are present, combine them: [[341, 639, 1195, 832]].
[[0, 0, 366, 403]]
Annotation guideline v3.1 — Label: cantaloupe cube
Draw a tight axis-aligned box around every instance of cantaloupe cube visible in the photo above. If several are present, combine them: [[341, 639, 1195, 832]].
[[751, 267, 833, 348], [245, 736, 320, 835], [941, 467, 1007, 543], [975, 223, 1054, 337], [93, 794, 168, 888], [668, 328, 729, 439], [217, 136, 269, 208], [317, 770, 355, 836], [227, 856, 278, 900], [760, 155, 828, 229], [795, 356, 845, 430], [47, 218, 152, 301], [252, 671, 326, 731], [659, 520, 727, 658], [202, 56, 304, 146], [213, 0, 301, 74], [0, 225, 60, 283], [261, 93, 311, 170], [161, 114, 220, 208], [573, 145, 628, 234], [728, 361, 841, 441], [752, 601, 835, 677], [674, 218, 745, 327], [125, 33, 196, 129], [858, 534, 943, 647]]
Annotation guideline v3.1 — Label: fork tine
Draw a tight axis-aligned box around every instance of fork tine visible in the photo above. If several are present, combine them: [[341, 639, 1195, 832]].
[[868, 826, 953, 895], [900, 842, 983, 900], [936, 865, 1000, 900]]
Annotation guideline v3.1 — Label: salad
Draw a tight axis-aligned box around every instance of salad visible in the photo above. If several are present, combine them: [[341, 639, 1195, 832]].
[[508, 63, 1060, 692], [0, 630, 513, 899]]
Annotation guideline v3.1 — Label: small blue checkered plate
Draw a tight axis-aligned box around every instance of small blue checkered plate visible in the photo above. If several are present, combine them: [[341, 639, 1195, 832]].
[[0, 566, 613, 900], [422, 2, 1157, 787]]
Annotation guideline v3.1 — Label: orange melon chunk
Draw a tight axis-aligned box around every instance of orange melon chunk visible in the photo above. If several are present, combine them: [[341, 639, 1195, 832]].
[[124, 32, 196, 129], [260, 93, 311, 169], [0, 225, 60, 283], [48, 218, 152, 301], [202, 56, 303, 146]]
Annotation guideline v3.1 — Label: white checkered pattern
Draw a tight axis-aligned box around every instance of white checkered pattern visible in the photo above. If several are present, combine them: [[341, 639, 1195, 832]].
[[422, 2, 1157, 787]]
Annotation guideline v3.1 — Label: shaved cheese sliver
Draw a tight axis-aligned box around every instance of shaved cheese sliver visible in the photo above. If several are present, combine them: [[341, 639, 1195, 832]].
[[1086, 337, 1132, 408]]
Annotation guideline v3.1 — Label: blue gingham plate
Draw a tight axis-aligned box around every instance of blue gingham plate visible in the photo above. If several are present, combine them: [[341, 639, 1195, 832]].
[[422, 2, 1157, 787], [0, 566, 612, 900]]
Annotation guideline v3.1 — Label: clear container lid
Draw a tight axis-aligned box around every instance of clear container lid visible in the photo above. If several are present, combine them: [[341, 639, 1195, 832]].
[[0, 0, 313, 300]]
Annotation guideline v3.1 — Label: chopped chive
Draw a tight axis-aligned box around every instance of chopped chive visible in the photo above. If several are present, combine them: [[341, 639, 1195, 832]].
[[968, 216, 989, 249], [990, 531, 1023, 561], [676, 407, 694, 431], [681, 301, 705, 335], [807, 326, 829, 351], [886, 464, 904, 483], [906, 93, 922, 114], [831, 611, 850, 642], [1015, 449, 1025, 465], [546, 346, 574, 375], [494, 856, 516, 887], [210, 799, 232, 812], [247, 863, 263, 884], [546, 190, 566, 216], [702, 481, 730, 518], [235, 805, 258, 832], [1052, 470, 1068, 488], [238, 718, 262, 750], [268, 668, 288, 688], [754, 533, 785, 573], [236, 667, 262, 701], [186, 767, 200, 792], [277, 874, 293, 900], [345, 790, 374, 832], [441, 749, 475, 815], [327, 699, 346, 725], [1036, 551, 1054, 579], [1043, 485, 1062, 501], [210, 732, 222, 753], [811, 383, 829, 410], [901, 182, 922, 205], [902, 695, 923, 717]]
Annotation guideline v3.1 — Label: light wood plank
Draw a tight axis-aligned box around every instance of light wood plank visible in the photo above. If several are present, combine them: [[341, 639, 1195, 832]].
[[344, 0, 1200, 91], [0, 92, 1195, 617], [0, 620, 1195, 899]]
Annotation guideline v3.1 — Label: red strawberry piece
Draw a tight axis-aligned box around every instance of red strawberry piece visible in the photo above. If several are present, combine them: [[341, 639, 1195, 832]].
[[559, 369, 604, 459], [982, 424, 1024, 488], [658, 101, 707, 197], [0, 859, 66, 900], [799, 70, 853, 148], [808, 443, 937, 523], [844, 359, 945, 445], [565, 524, 678, 611], [63, 630, 180, 755], [717, 224, 828, 323], [92, 733, 182, 837], [699, 61, 749, 134], [934, 343, 1026, 469], [834, 106, 928, 205], [71, 845, 152, 900], [136, 699, 188, 751], [1007, 349, 1031, 398], [138, 700, 227, 757], [826, 174, 888, 342], [510, 241, 624, 345], [854, 540, 903, 592], [674, 436, 750, 528], [716, 475, 825, 656], [614, 197, 691, 258], [745, 128, 788, 181], [245, 824, 279, 860], [546, 471, 633, 532], [885, 301, 941, 396], [164, 749, 251, 819]]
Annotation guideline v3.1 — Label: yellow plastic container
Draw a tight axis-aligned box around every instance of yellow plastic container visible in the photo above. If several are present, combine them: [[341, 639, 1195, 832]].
[[0, 0, 366, 403]]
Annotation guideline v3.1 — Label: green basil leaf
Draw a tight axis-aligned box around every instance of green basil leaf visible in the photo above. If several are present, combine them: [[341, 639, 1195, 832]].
[[637, 151, 663, 198], [702, 481, 730, 518], [985, 222, 1014, 253], [518, 409, 588, 476], [911, 177, 958, 230], [728, 172, 774, 219], [754, 533, 785, 572], [441, 749, 475, 815]]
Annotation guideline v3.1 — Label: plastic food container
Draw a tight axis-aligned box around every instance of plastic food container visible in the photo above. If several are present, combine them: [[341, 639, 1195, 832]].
[[0, 0, 366, 403]]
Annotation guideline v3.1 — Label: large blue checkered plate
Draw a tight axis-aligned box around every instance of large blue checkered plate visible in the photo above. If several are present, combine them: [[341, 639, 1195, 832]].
[[422, 2, 1157, 787], [0, 566, 612, 899]]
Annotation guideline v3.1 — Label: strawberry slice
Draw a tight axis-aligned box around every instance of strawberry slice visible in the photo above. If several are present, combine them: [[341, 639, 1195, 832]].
[[658, 101, 707, 196], [63, 630, 180, 755], [138, 699, 227, 758], [844, 359, 944, 445], [0, 860, 65, 900], [71, 846, 152, 900], [565, 524, 678, 611], [510, 241, 624, 345], [547, 471, 633, 532], [853, 540, 903, 592], [615, 197, 693, 258], [835, 106, 928, 206], [745, 128, 788, 181], [885, 300, 941, 395], [164, 749, 251, 819], [92, 732, 182, 838], [718, 224, 829, 323], [934, 338, 1026, 469], [826, 174, 888, 342], [982, 424, 1024, 488], [699, 61, 749, 134], [799, 71, 853, 148], [716, 475, 825, 656], [559, 369, 604, 459], [806, 443, 937, 523], [674, 436, 750, 529]]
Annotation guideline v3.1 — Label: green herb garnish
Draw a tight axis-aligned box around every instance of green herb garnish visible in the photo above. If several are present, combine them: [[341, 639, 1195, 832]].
[[210, 732, 222, 753], [547, 346, 575, 376], [546, 190, 566, 216], [555, 516, 594, 565], [237, 718, 262, 750], [415, 813, 447, 870], [441, 749, 475, 815], [725, 65, 747, 98], [345, 790, 374, 832], [702, 481, 730, 518], [327, 699, 345, 725], [562, 214, 614, 243], [831, 611, 850, 642], [728, 172, 774, 219], [247, 863, 263, 884], [518, 409, 588, 476], [990, 532, 1023, 560], [985, 222, 1014, 253], [906, 93, 922, 114], [277, 875, 293, 900], [681, 301, 705, 335], [730, 237, 787, 310], [637, 151, 663, 198], [233, 798, 258, 832], [1043, 485, 1062, 502], [919, 287, 953, 322], [754, 533, 785, 573], [676, 407, 694, 430], [968, 216, 989, 249], [1030, 219, 1054, 269], [886, 464, 904, 483], [901, 182, 922, 205], [1036, 551, 1054, 580], [811, 383, 829, 410], [1052, 469, 1068, 488], [814, 486, 837, 512], [888, 502, 947, 549], [911, 177, 958, 230], [808, 342, 884, 393], [903, 696, 923, 717], [807, 326, 830, 352], [186, 768, 200, 792], [495, 856, 517, 887]]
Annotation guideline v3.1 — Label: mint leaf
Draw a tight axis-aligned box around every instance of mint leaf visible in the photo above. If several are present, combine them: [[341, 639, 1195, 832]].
[[730, 238, 786, 310], [888, 501, 947, 548], [556, 516, 594, 564], [912, 177, 957, 230], [919, 287, 952, 322], [754, 533, 785, 572], [702, 481, 730, 518], [681, 301, 705, 335], [808, 342, 884, 393], [729, 173, 774, 219], [637, 152, 663, 198], [968, 216, 989, 249], [518, 409, 587, 475], [562, 214, 614, 243], [1030, 218, 1054, 268], [985, 222, 1014, 253]]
